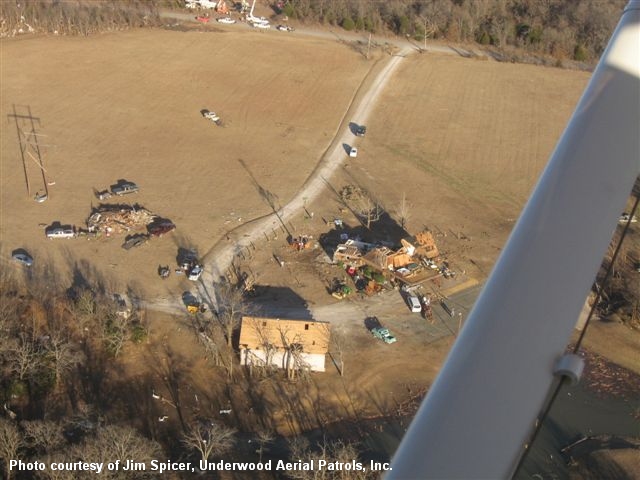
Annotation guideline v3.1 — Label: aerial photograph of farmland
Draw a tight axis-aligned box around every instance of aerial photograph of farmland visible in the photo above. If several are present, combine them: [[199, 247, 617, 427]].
[[1, 0, 638, 479]]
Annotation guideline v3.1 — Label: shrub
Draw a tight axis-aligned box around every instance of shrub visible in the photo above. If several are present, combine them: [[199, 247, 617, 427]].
[[130, 323, 148, 344], [573, 44, 588, 61], [395, 15, 410, 35], [7, 380, 28, 399], [477, 30, 492, 45], [282, 4, 294, 18], [342, 16, 355, 31]]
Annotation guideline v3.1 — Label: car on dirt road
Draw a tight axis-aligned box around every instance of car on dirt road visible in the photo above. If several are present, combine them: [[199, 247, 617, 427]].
[[276, 25, 294, 32], [217, 17, 236, 24], [407, 294, 422, 313], [355, 125, 367, 137], [349, 147, 358, 158], [187, 264, 204, 281]]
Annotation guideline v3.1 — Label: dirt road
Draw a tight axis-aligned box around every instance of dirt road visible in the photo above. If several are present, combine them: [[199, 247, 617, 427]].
[[158, 9, 463, 56], [198, 45, 413, 308]]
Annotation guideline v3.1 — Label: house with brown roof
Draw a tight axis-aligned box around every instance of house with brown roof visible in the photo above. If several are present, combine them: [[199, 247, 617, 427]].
[[239, 317, 331, 373]]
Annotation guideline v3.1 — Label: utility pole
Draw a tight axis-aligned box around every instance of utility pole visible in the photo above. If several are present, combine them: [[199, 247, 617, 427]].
[[8, 105, 51, 200], [423, 17, 427, 51]]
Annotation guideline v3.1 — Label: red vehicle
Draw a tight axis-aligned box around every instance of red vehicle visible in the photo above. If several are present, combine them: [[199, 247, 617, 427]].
[[148, 221, 176, 237], [196, 15, 210, 23], [421, 295, 434, 321]]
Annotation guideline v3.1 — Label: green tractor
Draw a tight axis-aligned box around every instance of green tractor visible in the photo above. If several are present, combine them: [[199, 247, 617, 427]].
[[331, 283, 353, 300]]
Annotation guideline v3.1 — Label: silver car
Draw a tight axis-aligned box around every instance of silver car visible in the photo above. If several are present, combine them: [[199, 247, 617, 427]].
[[12, 251, 33, 267]]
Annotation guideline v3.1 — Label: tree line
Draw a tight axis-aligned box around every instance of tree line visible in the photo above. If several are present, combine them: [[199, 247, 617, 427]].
[[0, 0, 626, 64], [280, 0, 625, 63], [0, 0, 160, 37]]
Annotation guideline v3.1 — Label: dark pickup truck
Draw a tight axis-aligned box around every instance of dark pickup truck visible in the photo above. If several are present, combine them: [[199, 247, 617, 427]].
[[111, 182, 139, 196]]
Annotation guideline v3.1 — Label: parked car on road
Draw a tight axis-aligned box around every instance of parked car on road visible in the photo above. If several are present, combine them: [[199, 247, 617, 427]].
[[276, 24, 294, 31], [217, 17, 236, 24], [407, 294, 422, 313], [188, 264, 204, 281], [349, 147, 358, 158], [355, 125, 367, 137]]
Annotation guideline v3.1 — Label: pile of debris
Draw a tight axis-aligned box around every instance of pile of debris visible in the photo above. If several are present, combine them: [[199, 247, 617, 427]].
[[289, 235, 313, 251], [87, 205, 156, 236]]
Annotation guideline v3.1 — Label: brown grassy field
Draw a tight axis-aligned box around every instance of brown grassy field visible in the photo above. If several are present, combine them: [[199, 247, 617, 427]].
[[1, 28, 375, 294], [2, 25, 638, 445]]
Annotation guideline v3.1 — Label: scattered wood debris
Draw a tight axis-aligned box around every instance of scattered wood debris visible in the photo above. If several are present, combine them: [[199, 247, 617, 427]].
[[87, 204, 157, 236]]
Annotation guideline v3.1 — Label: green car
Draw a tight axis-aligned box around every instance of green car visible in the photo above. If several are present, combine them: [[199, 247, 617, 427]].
[[371, 327, 397, 344]]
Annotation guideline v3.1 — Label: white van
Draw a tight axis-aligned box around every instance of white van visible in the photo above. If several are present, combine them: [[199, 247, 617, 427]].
[[407, 295, 422, 313]]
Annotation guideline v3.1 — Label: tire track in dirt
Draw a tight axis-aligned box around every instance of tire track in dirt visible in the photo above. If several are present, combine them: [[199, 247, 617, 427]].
[[198, 47, 413, 308]]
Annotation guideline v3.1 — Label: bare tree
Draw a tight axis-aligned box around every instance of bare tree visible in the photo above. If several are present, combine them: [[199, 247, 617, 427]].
[[276, 326, 307, 382], [244, 318, 279, 378], [330, 327, 348, 377], [7, 332, 42, 381], [216, 282, 247, 348], [45, 332, 81, 387], [286, 436, 375, 480], [68, 288, 99, 335], [182, 422, 236, 465], [340, 185, 382, 229], [21, 419, 65, 454], [35, 455, 77, 480], [0, 418, 24, 480], [0, 282, 19, 344], [416, 1, 450, 46], [102, 312, 129, 357], [255, 427, 274, 462], [74, 425, 161, 475], [196, 321, 224, 367], [286, 436, 313, 480], [396, 191, 411, 230]]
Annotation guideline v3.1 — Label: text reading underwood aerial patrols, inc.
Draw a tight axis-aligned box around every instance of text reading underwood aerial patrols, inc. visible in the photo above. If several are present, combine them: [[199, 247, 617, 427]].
[[11, 458, 393, 474]]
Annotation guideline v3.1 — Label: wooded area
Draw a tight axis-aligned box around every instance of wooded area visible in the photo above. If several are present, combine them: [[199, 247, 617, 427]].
[[0, 267, 375, 479], [280, 0, 626, 62], [0, 0, 626, 64]]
